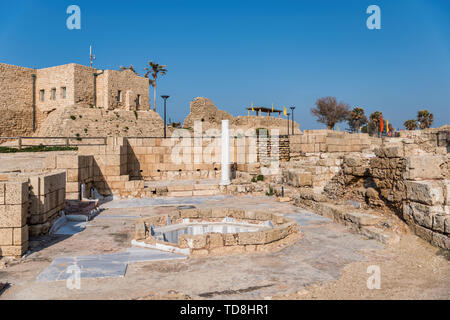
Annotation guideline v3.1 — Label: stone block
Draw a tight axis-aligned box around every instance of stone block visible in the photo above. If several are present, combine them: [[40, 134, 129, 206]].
[[228, 208, 244, 219], [66, 182, 79, 193], [431, 232, 450, 250], [0, 203, 28, 228], [179, 208, 199, 218], [405, 181, 444, 205], [208, 233, 223, 249], [224, 233, 238, 246], [0, 242, 28, 257], [198, 208, 212, 218], [0, 228, 13, 246], [238, 231, 266, 245], [0, 184, 4, 205], [4, 182, 28, 205], [345, 212, 382, 227], [444, 180, 450, 205], [13, 225, 28, 245], [56, 155, 79, 169], [188, 235, 208, 249], [211, 208, 227, 218], [432, 215, 447, 233], [405, 155, 446, 180], [403, 202, 444, 229]]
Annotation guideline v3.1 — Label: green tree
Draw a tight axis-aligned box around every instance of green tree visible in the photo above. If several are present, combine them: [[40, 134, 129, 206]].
[[310, 97, 350, 130], [144, 61, 167, 112], [347, 107, 368, 132], [404, 119, 418, 130], [417, 109, 434, 129], [368, 111, 383, 136]]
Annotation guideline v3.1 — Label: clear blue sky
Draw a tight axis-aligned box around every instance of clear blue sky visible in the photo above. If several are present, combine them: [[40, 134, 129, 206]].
[[1, 0, 449, 129]]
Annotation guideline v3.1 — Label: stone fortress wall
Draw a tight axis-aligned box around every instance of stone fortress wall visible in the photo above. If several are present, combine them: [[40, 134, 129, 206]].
[[0, 63, 36, 137], [0, 62, 151, 138]]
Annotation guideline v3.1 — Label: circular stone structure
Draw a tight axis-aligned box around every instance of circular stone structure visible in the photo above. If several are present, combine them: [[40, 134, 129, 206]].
[[132, 207, 301, 256]]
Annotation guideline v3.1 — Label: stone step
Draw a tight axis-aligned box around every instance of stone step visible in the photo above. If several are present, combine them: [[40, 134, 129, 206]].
[[167, 191, 193, 197], [167, 183, 219, 192], [192, 189, 220, 196]]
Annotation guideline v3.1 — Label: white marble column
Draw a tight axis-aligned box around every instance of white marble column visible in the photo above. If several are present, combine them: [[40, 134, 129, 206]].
[[220, 120, 231, 185]]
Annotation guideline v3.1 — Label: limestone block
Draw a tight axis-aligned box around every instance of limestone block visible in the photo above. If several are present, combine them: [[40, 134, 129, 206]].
[[224, 233, 238, 246], [0, 203, 28, 228], [238, 231, 266, 245], [56, 155, 79, 169], [208, 233, 224, 249], [405, 181, 444, 205], [0, 184, 4, 205], [13, 225, 28, 245], [405, 155, 446, 180], [179, 208, 199, 218], [444, 180, 450, 205], [345, 212, 382, 226], [403, 202, 444, 229], [431, 232, 450, 250], [0, 242, 28, 256], [0, 228, 13, 246], [4, 182, 28, 205], [188, 235, 208, 249], [211, 208, 228, 218], [285, 170, 312, 187], [66, 182, 79, 193], [432, 215, 447, 233]]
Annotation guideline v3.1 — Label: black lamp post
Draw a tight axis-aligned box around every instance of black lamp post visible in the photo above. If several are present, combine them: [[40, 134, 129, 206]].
[[286, 113, 291, 136], [290, 106, 295, 135], [161, 95, 170, 138]]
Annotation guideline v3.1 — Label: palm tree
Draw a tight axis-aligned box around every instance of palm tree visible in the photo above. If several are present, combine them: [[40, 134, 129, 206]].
[[404, 119, 418, 130], [417, 109, 434, 129], [347, 107, 368, 132], [144, 61, 167, 112], [368, 111, 382, 136]]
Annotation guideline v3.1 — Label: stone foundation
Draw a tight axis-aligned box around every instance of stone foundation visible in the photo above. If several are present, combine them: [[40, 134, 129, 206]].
[[134, 207, 300, 256]]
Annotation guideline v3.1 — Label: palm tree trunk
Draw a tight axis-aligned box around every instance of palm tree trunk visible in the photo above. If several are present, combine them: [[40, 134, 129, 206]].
[[153, 85, 156, 112]]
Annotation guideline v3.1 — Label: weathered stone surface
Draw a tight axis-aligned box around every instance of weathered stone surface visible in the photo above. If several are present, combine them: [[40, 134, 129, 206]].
[[238, 231, 266, 245], [207, 233, 223, 249], [405, 181, 444, 205], [345, 212, 382, 227], [403, 202, 444, 229], [404, 155, 446, 180], [285, 169, 312, 187], [4, 182, 28, 205]]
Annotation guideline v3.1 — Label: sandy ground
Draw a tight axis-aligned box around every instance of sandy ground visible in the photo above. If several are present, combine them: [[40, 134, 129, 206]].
[[0, 195, 449, 300]]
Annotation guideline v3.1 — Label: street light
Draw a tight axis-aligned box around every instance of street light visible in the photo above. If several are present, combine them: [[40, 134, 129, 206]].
[[161, 95, 170, 138], [286, 113, 291, 136], [290, 106, 296, 135]]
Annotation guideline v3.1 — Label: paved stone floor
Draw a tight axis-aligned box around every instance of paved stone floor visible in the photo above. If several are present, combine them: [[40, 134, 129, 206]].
[[0, 195, 449, 300]]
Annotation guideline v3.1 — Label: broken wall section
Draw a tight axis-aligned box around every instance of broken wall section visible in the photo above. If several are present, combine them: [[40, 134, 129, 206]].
[[325, 127, 450, 249]]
